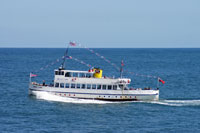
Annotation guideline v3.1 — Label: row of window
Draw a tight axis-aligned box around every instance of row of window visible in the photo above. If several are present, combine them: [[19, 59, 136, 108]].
[[55, 71, 64, 75], [65, 72, 93, 78], [55, 71, 93, 78], [54, 83, 119, 90]]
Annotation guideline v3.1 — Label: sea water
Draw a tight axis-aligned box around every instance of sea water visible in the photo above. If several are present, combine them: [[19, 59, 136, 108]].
[[0, 48, 200, 132]]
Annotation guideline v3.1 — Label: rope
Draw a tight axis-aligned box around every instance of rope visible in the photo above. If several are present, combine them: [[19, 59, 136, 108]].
[[69, 41, 159, 79], [33, 55, 92, 74], [32, 41, 163, 80]]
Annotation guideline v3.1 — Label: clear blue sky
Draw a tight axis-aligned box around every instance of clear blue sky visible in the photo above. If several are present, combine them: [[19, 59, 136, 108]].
[[0, 0, 200, 48]]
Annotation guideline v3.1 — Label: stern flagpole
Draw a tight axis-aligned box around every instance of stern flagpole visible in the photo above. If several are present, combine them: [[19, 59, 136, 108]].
[[157, 77, 159, 89]]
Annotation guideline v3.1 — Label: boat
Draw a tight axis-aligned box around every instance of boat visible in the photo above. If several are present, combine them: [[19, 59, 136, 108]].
[[29, 43, 162, 101]]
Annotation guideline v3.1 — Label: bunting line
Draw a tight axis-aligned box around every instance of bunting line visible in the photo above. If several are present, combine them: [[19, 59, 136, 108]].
[[73, 42, 121, 71], [32, 41, 161, 80], [69, 41, 159, 79], [66, 56, 92, 68], [33, 55, 93, 74]]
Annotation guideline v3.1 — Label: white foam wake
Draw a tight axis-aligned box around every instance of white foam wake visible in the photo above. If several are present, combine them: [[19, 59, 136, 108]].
[[33, 91, 113, 104], [145, 99, 200, 106], [32, 91, 200, 106]]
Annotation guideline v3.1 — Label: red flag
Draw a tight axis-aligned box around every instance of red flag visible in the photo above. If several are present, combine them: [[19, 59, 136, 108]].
[[30, 73, 37, 78], [121, 60, 124, 67], [159, 79, 165, 84], [69, 41, 76, 46]]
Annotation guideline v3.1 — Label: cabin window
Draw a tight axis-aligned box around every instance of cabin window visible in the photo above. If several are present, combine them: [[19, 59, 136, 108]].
[[102, 85, 107, 90], [108, 85, 112, 90], [124, 86, 129, 90], [119, 84, 124, 89], [87, 84, 91, 89], [92, 84, 96, 89], [65, 83, 70, 88], [77, 84, 80, 89], [113, 85, 117, 90], [86, 73, 92, 78], [60, 83, 64, 88], [81, 84, 86, 89], [97, 85, 101, 90], [80, 73, 86, 77], [58, 71, 64, 75], [55, 83, 59, 87], [73, 73, 78, 77], [71, 84, 75, 88], [65, 72, 72, 77], [55, 71, 59, 75]]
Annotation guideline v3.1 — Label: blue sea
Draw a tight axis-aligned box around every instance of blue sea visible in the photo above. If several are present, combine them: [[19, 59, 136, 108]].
[[0, 48, 200, 132]]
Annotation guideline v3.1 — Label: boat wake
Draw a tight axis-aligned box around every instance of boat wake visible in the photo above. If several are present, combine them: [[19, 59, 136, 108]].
[[32, 91, 113, 104], [144, 99, 200, 107], [32, 91, 200, 106]]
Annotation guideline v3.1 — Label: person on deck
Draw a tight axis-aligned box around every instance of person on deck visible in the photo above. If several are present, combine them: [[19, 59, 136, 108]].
[[43, 80, 45, 86]]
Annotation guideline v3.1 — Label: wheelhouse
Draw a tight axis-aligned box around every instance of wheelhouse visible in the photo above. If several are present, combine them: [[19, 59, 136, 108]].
[[54, 69, 94, 78]]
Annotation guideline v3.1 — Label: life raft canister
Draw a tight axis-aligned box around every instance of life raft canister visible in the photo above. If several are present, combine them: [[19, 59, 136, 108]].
[[93, 68, 103, 78]]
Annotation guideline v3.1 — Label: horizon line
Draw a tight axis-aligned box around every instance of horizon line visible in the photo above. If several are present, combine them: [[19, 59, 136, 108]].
[[0, 47, 200, 49]]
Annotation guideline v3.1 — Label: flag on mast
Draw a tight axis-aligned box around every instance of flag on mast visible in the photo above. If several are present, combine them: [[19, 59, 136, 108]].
[[69, 41, 76, 46], [159, 78, 165, 84], [30, 73, 37, 78]]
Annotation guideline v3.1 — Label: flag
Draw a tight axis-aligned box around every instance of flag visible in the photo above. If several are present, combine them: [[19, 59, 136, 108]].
[[30, 73, 37, 78], [159, 79, 165, 84], [121, 60, 124, 67], [69, 41, 76, 46]]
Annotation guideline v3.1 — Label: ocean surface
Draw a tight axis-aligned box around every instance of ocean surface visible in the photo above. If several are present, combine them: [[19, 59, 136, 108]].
[[0, 48, 200, 132]]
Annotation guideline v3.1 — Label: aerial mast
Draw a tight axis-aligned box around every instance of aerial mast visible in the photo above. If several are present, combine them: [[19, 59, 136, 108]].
[[120, 60, 124, 78], [61, 44, 69, 69]]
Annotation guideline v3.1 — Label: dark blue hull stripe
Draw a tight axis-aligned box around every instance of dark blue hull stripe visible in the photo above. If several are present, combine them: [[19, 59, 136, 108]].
[[30, 89, 158, 96]]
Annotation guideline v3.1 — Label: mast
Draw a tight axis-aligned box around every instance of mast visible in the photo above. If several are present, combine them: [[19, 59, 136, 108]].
[[61, 45, 69, 69], [120, 60, 124, 78]]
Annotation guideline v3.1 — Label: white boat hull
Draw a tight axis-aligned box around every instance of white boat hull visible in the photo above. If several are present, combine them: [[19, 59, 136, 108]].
[[29, 84, 159, 101]]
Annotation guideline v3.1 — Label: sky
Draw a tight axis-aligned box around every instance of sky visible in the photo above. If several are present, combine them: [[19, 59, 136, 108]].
[[0, 0, 200, 48]]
